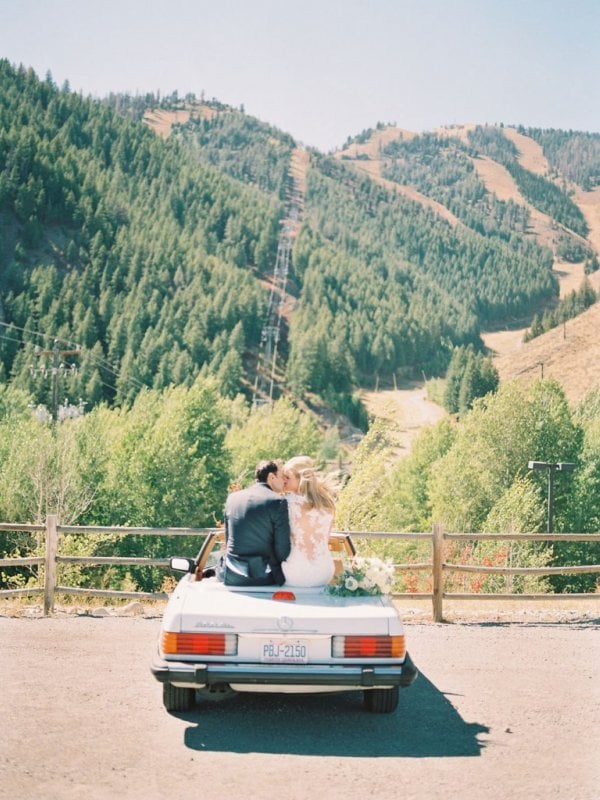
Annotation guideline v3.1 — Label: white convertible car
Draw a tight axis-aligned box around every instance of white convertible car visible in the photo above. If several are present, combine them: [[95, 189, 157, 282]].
[[151, 532, 418, 714]]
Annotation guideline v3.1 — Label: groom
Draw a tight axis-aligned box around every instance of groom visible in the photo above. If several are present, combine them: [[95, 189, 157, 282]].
[[220, 460, 291, 586]]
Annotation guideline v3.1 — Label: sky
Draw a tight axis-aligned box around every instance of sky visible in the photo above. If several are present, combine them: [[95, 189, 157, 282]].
[[0, 0, 598, 151]]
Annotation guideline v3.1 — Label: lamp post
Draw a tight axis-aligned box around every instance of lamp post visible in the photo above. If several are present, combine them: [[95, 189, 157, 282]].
[[527, 461, 576, 533]]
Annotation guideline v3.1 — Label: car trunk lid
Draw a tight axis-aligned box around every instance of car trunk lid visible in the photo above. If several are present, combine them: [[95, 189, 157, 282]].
[[168, 580, 396, 636]]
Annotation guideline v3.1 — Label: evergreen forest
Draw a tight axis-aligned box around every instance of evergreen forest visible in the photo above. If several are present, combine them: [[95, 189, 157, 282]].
[[1, 62, 598, 409]]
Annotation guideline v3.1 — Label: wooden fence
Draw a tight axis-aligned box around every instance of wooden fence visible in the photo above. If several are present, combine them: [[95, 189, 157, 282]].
[[1, 517, 599, 621]]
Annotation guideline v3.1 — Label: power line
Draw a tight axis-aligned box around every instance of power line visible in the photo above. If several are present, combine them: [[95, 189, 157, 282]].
[[0, 320, 78, 349], [31, 340, 81, 422], [0, 322, 146, 392]]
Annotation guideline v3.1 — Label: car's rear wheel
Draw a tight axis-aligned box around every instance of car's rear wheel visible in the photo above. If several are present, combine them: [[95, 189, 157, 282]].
[[163, 683, 195, 712], [363, 686, 399, 713]]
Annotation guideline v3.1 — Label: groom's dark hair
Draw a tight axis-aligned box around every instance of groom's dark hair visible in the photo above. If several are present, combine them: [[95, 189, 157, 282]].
[[255, 460, 280, 483]]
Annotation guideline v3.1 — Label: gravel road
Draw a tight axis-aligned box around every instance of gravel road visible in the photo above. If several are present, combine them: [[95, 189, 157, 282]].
[[1, 614, 599, 800]]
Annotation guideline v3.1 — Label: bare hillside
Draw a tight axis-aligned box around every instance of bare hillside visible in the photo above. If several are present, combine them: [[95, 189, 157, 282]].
[[493, 301, 600, 405], [575, 186, 600, 254], [502, 128, 550, 175], [143, 104, 217, 138]]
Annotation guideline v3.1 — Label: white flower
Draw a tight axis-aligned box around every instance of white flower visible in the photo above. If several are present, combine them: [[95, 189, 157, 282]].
[[327, 555, 395, 597], [365, 566, 380, 584]]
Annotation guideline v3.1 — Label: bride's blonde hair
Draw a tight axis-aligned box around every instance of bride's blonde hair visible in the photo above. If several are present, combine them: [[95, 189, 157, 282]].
[[284, 455, 336, 512]]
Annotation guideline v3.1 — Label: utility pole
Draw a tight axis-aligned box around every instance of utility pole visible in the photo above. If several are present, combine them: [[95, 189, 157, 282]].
[[31, 340, 81, 422], [527, 461, 576, 533]]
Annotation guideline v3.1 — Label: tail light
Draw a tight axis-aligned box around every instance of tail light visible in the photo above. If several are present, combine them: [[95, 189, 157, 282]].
[[272, 591, 296, 601], [332, 635, 405, 659], [161, 631, 237, 656]]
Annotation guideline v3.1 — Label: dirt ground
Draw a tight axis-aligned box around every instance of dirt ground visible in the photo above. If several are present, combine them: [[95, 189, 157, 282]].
[[362, 385, 446, 454], [1, 605, 599, 800]]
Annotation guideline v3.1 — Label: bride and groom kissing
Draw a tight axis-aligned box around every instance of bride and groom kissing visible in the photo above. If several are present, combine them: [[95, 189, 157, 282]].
[[219, 456, 336, 588]]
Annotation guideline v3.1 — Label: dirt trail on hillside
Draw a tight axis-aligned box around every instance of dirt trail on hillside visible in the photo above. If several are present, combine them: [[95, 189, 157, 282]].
[[362, 385, 446, 455], [143, 104, 217, 138], [471, 155, 556, 248], [335, 130, 464, 228], [575, 186, 600, 255], [502, 128, 550, 175]]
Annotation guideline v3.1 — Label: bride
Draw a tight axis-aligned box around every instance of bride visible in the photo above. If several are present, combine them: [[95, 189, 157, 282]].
[[281, 456, 336, 588]]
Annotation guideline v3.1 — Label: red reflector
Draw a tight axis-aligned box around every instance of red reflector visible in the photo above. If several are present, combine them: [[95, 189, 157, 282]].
[[272, 591, 296, 601]]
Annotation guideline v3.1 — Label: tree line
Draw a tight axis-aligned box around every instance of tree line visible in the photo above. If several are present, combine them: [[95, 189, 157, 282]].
[[0, 380, 322, 593], [2, 377, 598, 596]]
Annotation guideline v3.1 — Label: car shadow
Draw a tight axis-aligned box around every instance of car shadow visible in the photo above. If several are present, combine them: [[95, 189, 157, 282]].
[[180, 671, 489, 757]]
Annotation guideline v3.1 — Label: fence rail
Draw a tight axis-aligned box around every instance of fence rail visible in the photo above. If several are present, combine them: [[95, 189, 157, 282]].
[[1, 516, 599, 620]]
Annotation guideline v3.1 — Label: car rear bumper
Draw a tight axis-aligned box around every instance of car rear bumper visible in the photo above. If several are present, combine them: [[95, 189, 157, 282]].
[[151, 651, 418, 690]]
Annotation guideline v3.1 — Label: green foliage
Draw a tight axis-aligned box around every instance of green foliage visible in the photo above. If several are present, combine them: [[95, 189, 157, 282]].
[[556, 389, 600, 591], [3, 63, 584, 412], [382, 133, 530, 242], [443, 346, 499, 414], [87, 379, 230, 529], [0, 415, 94, 525], [340, 380, 599, 594], [322, 388, 369, 432], [429, 379, 581, 533], [0, 383, 31, 421], [383, 419, 456, 533], [289, 148, 556, 398], [335, 419, 401, 533], [476, 477, 551, 594], [555, 233, 592, 263], [585, 253, 599, 275], [173, 108, 296, 199], [225, 398, 321, 484], [336, 418, 455, 590]]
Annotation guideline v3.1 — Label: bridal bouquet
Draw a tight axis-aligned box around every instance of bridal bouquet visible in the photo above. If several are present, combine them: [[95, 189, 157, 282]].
[[328, 556, 395, 597]]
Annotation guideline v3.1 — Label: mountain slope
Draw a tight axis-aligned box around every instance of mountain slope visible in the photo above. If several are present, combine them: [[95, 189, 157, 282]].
[[2, 61, 600, 422], [493, 300, 600, 405]]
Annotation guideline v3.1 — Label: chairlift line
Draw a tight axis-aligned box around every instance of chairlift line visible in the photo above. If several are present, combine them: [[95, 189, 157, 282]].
[[252, 152, 304, 408]]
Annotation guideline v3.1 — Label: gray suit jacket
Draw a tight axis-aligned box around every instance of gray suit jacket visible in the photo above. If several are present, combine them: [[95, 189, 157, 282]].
[[222, 482, 291, 586]]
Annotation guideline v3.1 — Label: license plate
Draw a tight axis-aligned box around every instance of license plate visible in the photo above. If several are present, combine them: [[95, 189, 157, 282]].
[[260, 639, 308, 663]]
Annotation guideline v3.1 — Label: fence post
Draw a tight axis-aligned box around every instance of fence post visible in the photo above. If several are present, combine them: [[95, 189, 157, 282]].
[[432, 523, 444, 622], [43, 515, 58, 616]]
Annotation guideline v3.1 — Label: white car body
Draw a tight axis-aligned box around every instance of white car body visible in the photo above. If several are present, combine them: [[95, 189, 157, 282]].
[[151, 533, 418, 714]]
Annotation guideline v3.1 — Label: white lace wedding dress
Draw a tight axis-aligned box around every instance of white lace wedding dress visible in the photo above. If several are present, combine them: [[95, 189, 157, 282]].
[[282, 493, 335, 587]]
